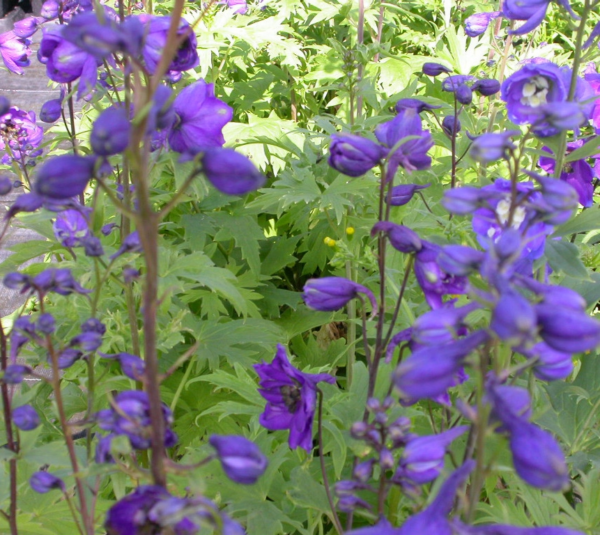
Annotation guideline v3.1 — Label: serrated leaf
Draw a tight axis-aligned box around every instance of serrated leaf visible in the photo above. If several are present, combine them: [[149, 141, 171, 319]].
[[545, 239, 590, 279], [212, 214, 265, 275]]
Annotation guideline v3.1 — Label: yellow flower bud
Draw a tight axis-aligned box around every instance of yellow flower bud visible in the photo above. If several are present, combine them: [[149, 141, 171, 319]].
[[346, 226, 355, 236]]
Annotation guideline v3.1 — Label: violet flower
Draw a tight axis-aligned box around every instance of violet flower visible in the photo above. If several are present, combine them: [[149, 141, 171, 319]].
[[3, 364, 32, 384], [110, 231, 143, 259], [490, 290, 537, 347], [209, 435, 268, 484], [91, 106, 131, 156], [535, 304, 600, 354], [168, 80, 233, 154], [254, 344, 335, 451], [388, 183, 430, 206], [34, 155, 96, 200], [6, 192, 45, 219], [40, 96, 63, 123], [371, 221, 422, 254], [30, 472, 65, 493], [0, 107, 44, 165], [53, 209, 90, 247], [465, 12, 501, 37], [201, 148, 266, 195], [423, 62, 451, 76], [0, 31, 31, 75], [226, 0, 248, 14], [13, 17, 43, 39], [303, 276, 377, 313], [453, 520, 585, 535], [328, 134, 385, 177], [503, 0, 577, 36], [521, 342, 573, 381], [13, 404, 40, 430], [470, 131, 519, 163]]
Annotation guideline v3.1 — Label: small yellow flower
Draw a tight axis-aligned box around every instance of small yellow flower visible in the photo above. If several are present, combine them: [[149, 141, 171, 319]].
[[346, 226, 355, 236]]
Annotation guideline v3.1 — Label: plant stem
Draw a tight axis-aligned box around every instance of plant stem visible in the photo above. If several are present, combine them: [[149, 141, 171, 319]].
[[0, 319, 18, 535], [317, 389, 344, 535], [356, 0, 365, 118], [345, 260, 356, 387]]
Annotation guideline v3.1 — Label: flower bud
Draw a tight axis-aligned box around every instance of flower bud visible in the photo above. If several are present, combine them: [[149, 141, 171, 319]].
[[91, 107, 131, 156], [303, 277, 378, 314], [13, 405, 40, 430], [494, 228, 522, 260], [465, 11, 500, 37], [41, 0, 59, 20], [37, 313, 56, 334], [380, 448, 395, 470], [455, 84, 473, 105], [201, 148, 266, 195], [371, 221, 422, 253], [3, 364, 32, 384], [0, 96, 9, 116], [350, 421, 369, 439], [470, 131, 519, 163], [422, 62, 451, 76], [472, 78, 501, 96], [328, 134, 385, 177], [438, 245, 485, 276], [83, 236, 105, 257], [394, 99, 441, 113], [388, 183, 430, 206], [353, 459, 375, 483], [536, 305, 600, 353], [40, 98, 62, 123], [209, 435, 268, 485], [491, 291, 537, 347], [0, 175, 13, 196], [442, 115, 461, 137], [30, 472, 65, 493], [442, 187, 488, 215], [34, 155, 96, 200]]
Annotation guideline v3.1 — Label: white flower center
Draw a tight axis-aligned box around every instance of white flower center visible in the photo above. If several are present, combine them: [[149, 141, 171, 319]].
[[520, 76, 550, 107]]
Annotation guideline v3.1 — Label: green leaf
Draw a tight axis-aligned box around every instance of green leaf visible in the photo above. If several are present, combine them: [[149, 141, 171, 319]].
[[565, 136, 600, 162], [553, 208, 600, 237], [545, 239, 590, 279], [212, 214, 265, 276]]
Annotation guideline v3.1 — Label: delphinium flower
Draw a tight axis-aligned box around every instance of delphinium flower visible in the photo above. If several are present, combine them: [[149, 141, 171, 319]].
[[13, 404, 40, 430], [110, 230, 143, 259], [138, 15, 199, 76], [0, 107, 44, 166], [328, 134, 386, 177], [503, 0, 578, 36], [95, 390, 177, 452], [90, 106, 131, 157], [303, 276, 377, 313], [0, 31, 32, 75], [371, 222, 422, 254], [254, 344, 335, 451], [584, 63, 600, 132], [209, 435, 268, 484], [200, 148, 266, 195], [2, 364, 32, 384], [30, 472, 65, 493], [422, 62, 451, 76], [13, 17, 44, 39], [539, 142, 594, 207], [40, 94, 63, 123], [226, 0, 248, 14], [34, 155, 96, 200], [470, 131, 519, 163], [168, 80, 233, 154], [453, 521, 585, 535], [388, 183, 430, 206], [101, 352, 146, 380], [464, 11, 501, 37], [53, 209, 90, 247]]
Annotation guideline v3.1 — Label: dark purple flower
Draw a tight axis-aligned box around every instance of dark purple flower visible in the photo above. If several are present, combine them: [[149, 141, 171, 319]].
[[13, 17, 43, 39], [146, 85, 175, 134], [535, 305, 600, 353], [438, 245, 485, 276], [200, 148, 266, 195], [442, 115, 461, 137], [0, 96, 8, 116], [491, 290, 537, 347], [395, 426, 468, 486], [388, 183, 430, 206], [485, 377, 532, 433], [81, 317, 106, 334], [3, 364, 32, 384], [13, 404, 40, 430], [138, 15, 199, 75], [37, 313, 56, 334], [393, 330, 488, 402], [123, 267, 141, 283], [101, 352, 146, 380], [303, 276, 377, 313], [503, 0, 577, 36], [411, 302, 479, 346], [254, 344, 335, 451], [422, 62, 451, 76], [91, 107, 131, 156], [57, 348, 84, 369], [38, 25, 101, 98], [473, 78, 501, 96], [34, 155, 96, 200], [33, 268, 91, 296], [521, 342, 573, 381], [95, 434, 115, 464], [465, 12, 501, 37], [527, 172, 579, 225], [168, 80, 233, 154], [5, 192, 44, 219], [539, 142, 594, 207], [83, 235, 105, 257], [101, 223, 118, 236], [442, 186, 495, 215], [0, 31, 31, 75], [470, 131, 519, 163], [328, 134, 385, 177], [395, 99, 440, 114], [70, 331, 102, 352], [455, 84, 473, 105], [372, 221, 422, 253], [209, 435, 268, 484], [532, 101, 588, 137], [110, 231, 142, 259], [508, 419, 569, 491], [40, 96, 63, 123], [30, 472, 65, 493], [0, 175, 12, 195], [0, 107, 44, 165], [53, 209, 90, 247], [414, 241, 468, 309]]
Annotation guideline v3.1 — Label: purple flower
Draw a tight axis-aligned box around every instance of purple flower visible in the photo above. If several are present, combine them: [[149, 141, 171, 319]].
[[508, 419, 569, 491], [34, 155, 96, 200], [388, 183, 430, 206], [442, 115, 461, 137], [3, 364, 32, 384], [53, 209, 90, 247], [522, 342, 573, 381], [41, 0, 59, 20], [0, 175, 11, 195], [138, 15, 199, 75], [0, 107, 44, 165], [473, 78, 501, 96], [209, 435, 268, 484], [328, 134, 385, 177], [490, 290, 537, 347], [414, 241, 468, 309], [38, 25, 101, 98], [0, 31, 31, 75], [13, 17, 44, 39], [32, 268, 91, 296], [91, 107, 131, 156], [40, 96, 63, 123], [395, 426, 468, 486], [95, 434, 115, 464], [503, 0, 577, 36], [422, 62, 451, 76], [465, 12, 501, 37], [57, 348, 83, 369], [30, 472, 65, 493], [438, 245, 485, 276], [411, 302, 479, 346], [303, 276, 377, 313], [254, 344, 335, 451], [485, 377, 532, 433], [168, 80, 232, 154], [0, 96, 9, 116], [226, 0, 248, 14], [453, 520, 585, 535], [535, 305, 600, 353], [102, 352, 146, 380], [442, 186, 497, 215], [393, 330, 488, 402], [528, 172, 578, 225], [13, 404, 40, 430], [200, 148, 266, 195], [395, 98, 440, 114], [539, 142, 594, 207], [37, 313, 56, 334], [372, 221, 422, 253], [110, 231, 142, 259], [470, 131, 519, 163]]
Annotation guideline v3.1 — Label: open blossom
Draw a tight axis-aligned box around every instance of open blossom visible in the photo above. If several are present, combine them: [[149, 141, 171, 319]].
[[0, 31, 32, 75], [503, 0, 577, 36], [0, 107, 44, 165], [53, 209, 90, 247], [254, 345, 335, 451]]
